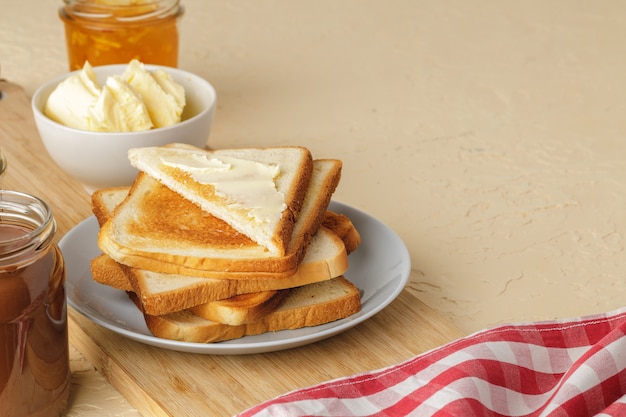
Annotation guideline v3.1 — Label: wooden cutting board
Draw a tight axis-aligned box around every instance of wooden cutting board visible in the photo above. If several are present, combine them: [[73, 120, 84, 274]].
[[0, 80, 465, 416]]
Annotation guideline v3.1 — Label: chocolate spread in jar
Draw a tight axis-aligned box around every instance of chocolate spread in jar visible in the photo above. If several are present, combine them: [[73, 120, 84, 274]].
[[0, 223, 71, 416]]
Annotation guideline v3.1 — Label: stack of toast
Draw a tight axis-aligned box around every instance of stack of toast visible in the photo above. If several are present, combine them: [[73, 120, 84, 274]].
[[90, 143, 362, 343]]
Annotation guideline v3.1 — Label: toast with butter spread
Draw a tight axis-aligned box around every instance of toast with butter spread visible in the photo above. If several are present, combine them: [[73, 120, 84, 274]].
[[98, 155, 342, 278], [91, 159, 359, 316], [92, 187, 361, 256], [128, 144, 313, 256], [91, 145, 363, 341]]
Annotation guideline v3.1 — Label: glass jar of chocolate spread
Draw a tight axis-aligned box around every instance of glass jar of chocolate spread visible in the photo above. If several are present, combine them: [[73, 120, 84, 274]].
[[0, 190, 70, 417], [59, 0, 184, 71]]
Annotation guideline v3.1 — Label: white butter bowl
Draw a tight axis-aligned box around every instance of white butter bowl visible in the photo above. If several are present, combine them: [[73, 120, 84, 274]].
[[31, 64, 216, 193]]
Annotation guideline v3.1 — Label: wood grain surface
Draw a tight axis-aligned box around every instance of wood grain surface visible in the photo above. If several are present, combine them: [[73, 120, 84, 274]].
[[0, 80, 464, 416]]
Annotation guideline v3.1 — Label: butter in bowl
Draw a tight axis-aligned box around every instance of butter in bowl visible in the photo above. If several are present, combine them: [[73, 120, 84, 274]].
[[31, 60, 216, 193]]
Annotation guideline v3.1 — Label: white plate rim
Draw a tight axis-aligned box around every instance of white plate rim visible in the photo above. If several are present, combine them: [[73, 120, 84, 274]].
[[61, 201, 411, 354]]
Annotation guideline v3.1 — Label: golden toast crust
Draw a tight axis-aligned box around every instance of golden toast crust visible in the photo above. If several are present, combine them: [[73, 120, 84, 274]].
[[133, 277, 361, 343]]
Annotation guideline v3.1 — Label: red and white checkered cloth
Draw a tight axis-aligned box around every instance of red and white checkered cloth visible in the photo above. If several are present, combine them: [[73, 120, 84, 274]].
[[236, 307, 626, 417]]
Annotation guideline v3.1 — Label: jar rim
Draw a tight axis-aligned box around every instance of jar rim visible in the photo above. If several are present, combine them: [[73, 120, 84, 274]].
[[0, 190, 56, 267], [61, 0, 182, 22]]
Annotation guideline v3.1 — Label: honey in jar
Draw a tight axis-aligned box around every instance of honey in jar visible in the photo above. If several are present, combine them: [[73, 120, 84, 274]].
[[59, 0, 184, 71], [0, 190, 70, 417]]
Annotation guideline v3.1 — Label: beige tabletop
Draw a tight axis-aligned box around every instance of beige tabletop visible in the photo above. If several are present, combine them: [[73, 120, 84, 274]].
[[3, 0, 626, 415]]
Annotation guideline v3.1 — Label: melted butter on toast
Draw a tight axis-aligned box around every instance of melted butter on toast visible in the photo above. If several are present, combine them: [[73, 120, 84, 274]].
[[161, 151, 286, 224]]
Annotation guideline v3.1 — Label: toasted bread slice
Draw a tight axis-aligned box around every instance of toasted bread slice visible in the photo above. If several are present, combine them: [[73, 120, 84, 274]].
[[321, 211, 361, 254], [98, 157, 342, 278], [92, 186, 361, 257], [99, 173, 295, 276], [130, 276, 361, 343], [190, 289, 290, 325], [92, 186, 132, 227], [127, 144, 313, 256], [92, 226, 350, 315], [90, 254, 133, 292], [92, 254, 290, 322]]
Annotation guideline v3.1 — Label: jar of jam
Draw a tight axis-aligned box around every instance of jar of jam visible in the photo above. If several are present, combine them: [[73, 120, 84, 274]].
[[0, 190, 70, 417], [59, 0, 184, 71]]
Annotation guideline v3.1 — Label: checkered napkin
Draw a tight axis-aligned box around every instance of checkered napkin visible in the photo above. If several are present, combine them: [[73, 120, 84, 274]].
[[236, 307, 626, 417]]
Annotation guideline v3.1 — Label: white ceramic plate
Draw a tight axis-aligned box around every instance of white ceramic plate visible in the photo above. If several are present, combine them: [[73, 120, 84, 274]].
[[61, 201, 411, 355]]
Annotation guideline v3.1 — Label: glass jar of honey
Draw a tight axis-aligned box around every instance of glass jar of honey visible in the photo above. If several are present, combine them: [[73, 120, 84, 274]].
[[59, 0, 184, 71], [0, 190, 70, 417]]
